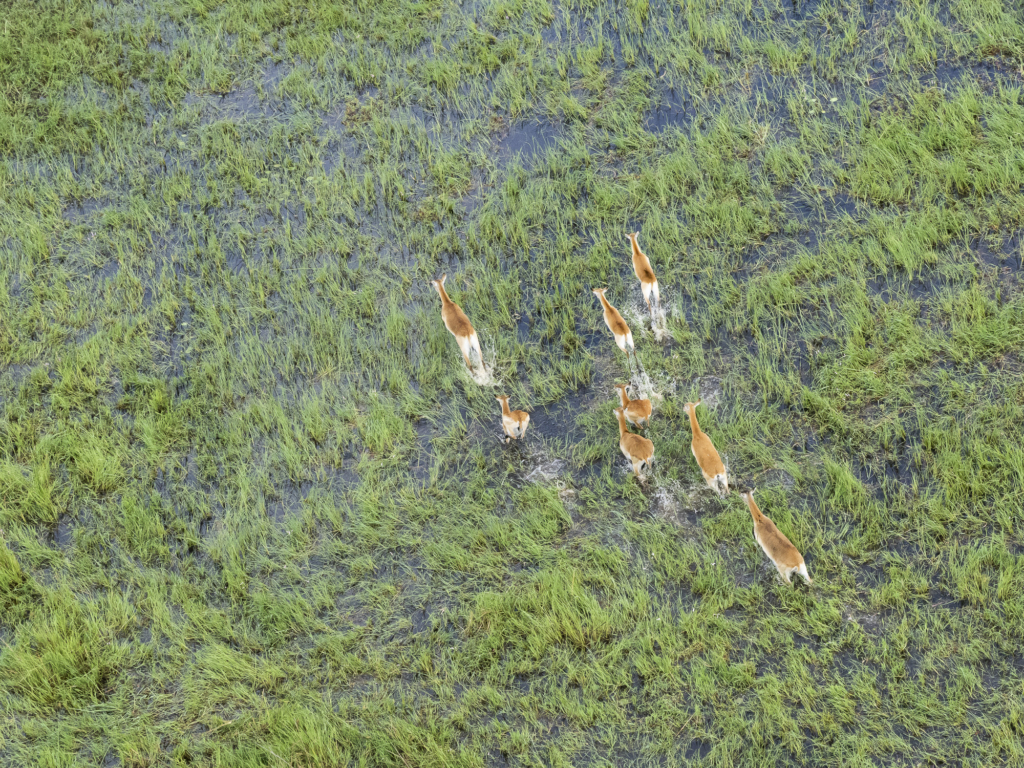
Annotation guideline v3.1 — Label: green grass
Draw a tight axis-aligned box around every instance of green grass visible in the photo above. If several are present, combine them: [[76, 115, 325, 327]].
[[2, 0, 1024, 765]]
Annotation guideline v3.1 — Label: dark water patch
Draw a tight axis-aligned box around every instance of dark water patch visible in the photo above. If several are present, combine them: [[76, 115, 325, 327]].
[[51, 514, 76, 548], [931, 58, 1021, 92], [647, 579, 699, 620], [926, 588, 963, 613], [848, 555, 887, 591], [513, 311, 534, 344], [261, 60, 290, 96], [758, 189, 858, 264], [460, 168, 490, 219], [866, 270, 947, 305], [198, 510, 219, 538], [530, 390, 586, 443], [64, 198, 104, 223], [181, 63, 295, 129], [684, 738, 712, 760], [318, 126, 359, 177], [484, 749, 512, 768], [266, 479, 315, 523], [746, 0, 901, 43], [971, 233, 1023, 287], [643, 86, 698, 134], [412, 418, 439, 482], [493, 119, 563, 167], [148, 302, 193, 381], [0, 364, 35, 396], [98, 259, 120, 282]]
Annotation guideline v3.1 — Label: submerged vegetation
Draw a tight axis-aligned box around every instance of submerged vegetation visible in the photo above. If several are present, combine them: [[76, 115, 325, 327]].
[[2, 0, 1024, 764]]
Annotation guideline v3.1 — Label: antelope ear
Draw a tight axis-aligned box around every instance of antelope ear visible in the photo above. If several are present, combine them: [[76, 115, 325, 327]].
[[695, 399, 702, 405], [440, 274, 447, 285]]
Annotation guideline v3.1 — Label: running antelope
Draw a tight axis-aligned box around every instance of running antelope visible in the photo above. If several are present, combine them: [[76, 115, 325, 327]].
[[627, 231, 660, 323], [431, 274, 483, 372], [614, 383, 652, 429], [495, 395, 530, 444], [592, 288, 639, 375], [741, 490, 812, 587], [682, 400, 728, 497], [613, 406, 654, 481]]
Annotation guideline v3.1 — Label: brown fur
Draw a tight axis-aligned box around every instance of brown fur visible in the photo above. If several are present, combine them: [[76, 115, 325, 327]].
[[592, 288, 632, 339], [682, 400, 728, 497], [431, 274, 481, 370], [592, 288, 638, 376], [496, 395, 530, 443], [614, 383, 652, 429], [627, 232, 657, 283], [432, 274, 474, 337], [613, 407, 654, 480], [741, 490, 811, 586], [627, 232, 660, 321]]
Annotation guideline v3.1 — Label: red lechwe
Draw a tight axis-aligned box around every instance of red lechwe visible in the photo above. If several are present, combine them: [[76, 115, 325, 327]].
[[592, 288, 639, 375], [495, 395, 530, 444], [613, 383, 652, 429], [431, 274, 483, 372], [626, 231, 660, 323], [741, 490, 812, 586], [682, 400, 728, 497], [613, 406, 654, 481]]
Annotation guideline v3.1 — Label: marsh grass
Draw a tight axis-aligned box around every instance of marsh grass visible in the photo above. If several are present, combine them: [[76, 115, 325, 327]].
[[2, 0, 1024, 765]]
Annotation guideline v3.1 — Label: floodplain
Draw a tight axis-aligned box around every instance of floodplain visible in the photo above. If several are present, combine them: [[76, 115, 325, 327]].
[[2, 0, 1024, 765]]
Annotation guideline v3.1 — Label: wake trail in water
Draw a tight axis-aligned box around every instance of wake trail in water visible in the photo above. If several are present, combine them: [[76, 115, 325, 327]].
[[650, 306, 670, 342], [628, 356, 663, 404], [464, 329, 498, 387]]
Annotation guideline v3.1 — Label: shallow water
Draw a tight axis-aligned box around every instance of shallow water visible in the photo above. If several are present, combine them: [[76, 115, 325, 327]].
[[5, 0, 1024, 764]]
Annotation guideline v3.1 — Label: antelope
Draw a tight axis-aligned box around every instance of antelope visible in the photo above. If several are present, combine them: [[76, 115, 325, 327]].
[[682, 400, 728, 498], [613, 406, 654, 481], [741, 490, 812, 587], [431, 274, 483, 372], [495, 395, 530, 444], [614, 383, 652, 429], [627, 231, 660, 323], [592, 288, 639, 375]]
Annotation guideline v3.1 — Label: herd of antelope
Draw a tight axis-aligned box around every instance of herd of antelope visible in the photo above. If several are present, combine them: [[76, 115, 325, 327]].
[[432, 232, 811, 587]]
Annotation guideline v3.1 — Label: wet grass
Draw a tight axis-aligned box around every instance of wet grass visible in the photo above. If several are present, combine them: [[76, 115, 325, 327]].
[[2, 0, 1024, 765]]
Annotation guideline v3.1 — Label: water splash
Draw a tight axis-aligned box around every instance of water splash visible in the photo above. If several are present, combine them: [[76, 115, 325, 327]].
[[468, 363, 495, 387], [624, 289, 671, 341], [650, 306, 670, 342], [627, 356, 663, 405], [619, 457, 657, 485], [462, 329, 498, 387]]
